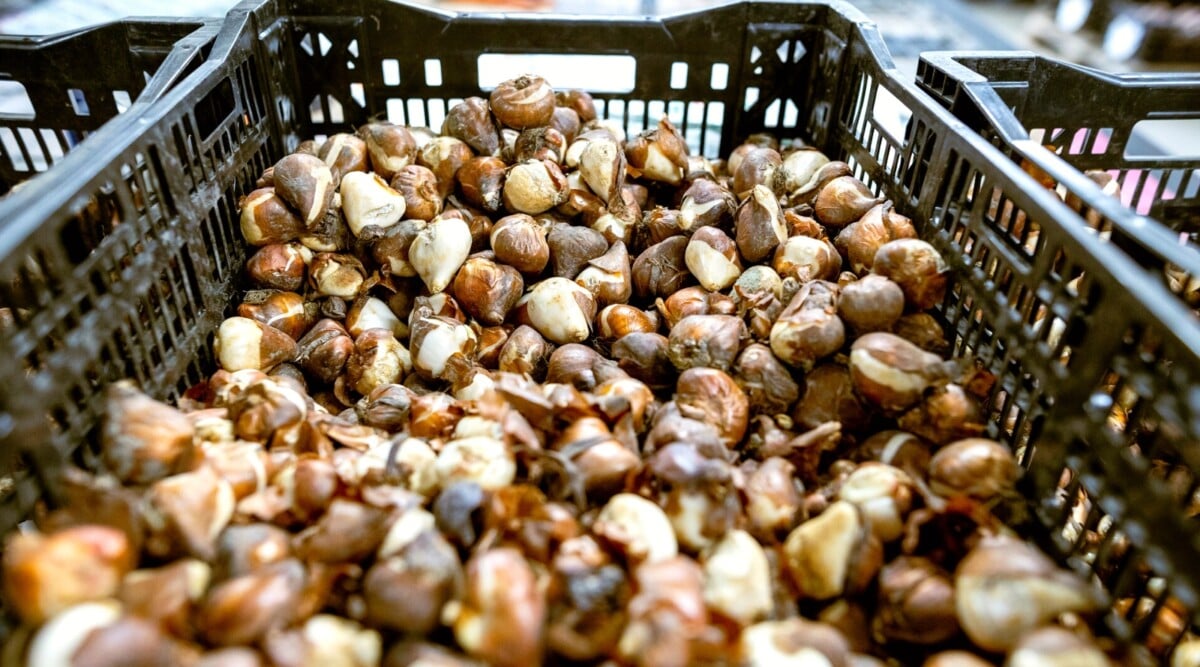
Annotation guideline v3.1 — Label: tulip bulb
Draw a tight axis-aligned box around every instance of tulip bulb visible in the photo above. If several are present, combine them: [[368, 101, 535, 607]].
[[955, 534, 1104, 652]]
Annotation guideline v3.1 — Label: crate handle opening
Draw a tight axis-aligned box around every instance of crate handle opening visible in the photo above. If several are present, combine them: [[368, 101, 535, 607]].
[[1126, 119, 1200, 161], [477, 54, 636, 93], [0, 80, 35, 120]]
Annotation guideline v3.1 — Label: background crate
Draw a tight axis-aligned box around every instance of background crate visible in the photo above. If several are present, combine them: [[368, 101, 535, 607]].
[[915, 52, 1200, 313], [1, 0, 1198, 658], [0, 18, 223, 195]]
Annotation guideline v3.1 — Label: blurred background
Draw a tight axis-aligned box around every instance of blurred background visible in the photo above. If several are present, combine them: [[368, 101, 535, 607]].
[[0, 0, 1197, 76]]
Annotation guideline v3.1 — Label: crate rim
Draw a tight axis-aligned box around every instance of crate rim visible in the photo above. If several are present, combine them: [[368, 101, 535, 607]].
[[0, 16, 215, 46]]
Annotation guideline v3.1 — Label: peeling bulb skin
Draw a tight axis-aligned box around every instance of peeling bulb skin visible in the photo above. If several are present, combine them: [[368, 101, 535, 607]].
[[736, 184, 788, 263]]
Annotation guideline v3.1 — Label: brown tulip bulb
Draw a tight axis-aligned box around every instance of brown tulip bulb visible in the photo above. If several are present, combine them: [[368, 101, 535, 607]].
[[735, 184, 788, 263], [549, 106, 581, 142], [497, 324, 551, 380], [546, 343, 625, 391], [556, 89, 597, 122], [813, 175, 882, 228], [596, 304, 657, 340], [667, 314, 746, 372], [515, 126, 567, 163], [633, 236, 693, 299], [872, 239, 949, 310], [345, 329, 413, 396], [793, 363, 872, 434], [838, 274, 905, 333], [547, 222, 608, 280], [457, 156, 507, 213], [679, 178, 736, 232], [418, 136, 474, 199], [733, 343, 801, 416], [443, 97, 500, 156], [575, 240, 633, 306], [773, 235, 842, 284], [453, 256, 524, 326], [770, 280, 845, 371], [239, 188, 305, 247], [238, 290, 313, 341], [612, 332, 674, 388], [674, 367, 749, 448], [848, 332, 948, 414], [625, 118, 689, 185], [780, 148, 831, 195], [295, 318, 354, 384], [732, 147, 783, 198], [246, 242, 311, 291], [898, 383, 986, 445], [491, 213, 550, 275], [955, 534, 1103, 652], [928, 438, 1018, 502], [874, 556, 959, 645], [894, 312, 950, 354], [3, 525, 133, 624], [490, 74, 556, 130], [317, 132, 369, 185], [197, 559, 306, 646], [391, 165, 444, 221], [309, 252, 367, 299], [834, 202, 917, 274], [101, 381, 195, 485], [272, 154, 336, 228], [447, 547, 546, 667], [360, 122, 418, 179]]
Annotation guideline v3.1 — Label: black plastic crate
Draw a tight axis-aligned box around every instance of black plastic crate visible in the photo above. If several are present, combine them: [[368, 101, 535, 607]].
[[0, 17, 221, 195], [1, 0, 1198, 657], [915, 52, 1200, 314]]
